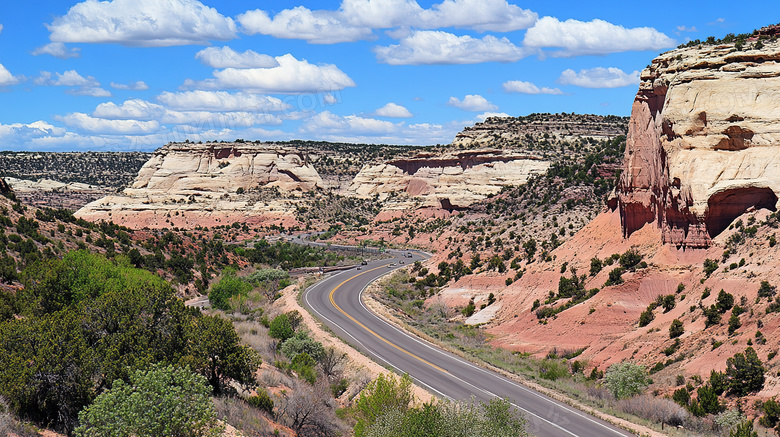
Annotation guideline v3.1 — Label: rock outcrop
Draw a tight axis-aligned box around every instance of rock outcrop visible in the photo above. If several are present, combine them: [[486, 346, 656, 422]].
[[76, 142, 322, 228], [616, 38, 780, 247], [349, 149, 550, 209], [130, 142, 322, 193], [454, 113, 628, 148], [0, 177, 12, 198]]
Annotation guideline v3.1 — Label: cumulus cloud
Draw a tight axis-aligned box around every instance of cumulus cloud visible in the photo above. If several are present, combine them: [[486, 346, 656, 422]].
[[157, 90, 289, 112], [0, 63, 21, 86], [110, 81, 149, 91], [502, 80, 562, 95], [67, 87, 112, 97], [46, 0, 237, 47], [447, 94, 497, 111], [238, 0, 536, 44], [186, 54, 355, 93], [31, 42, 80, 59], [238, 7, 373, 44], [94, 99, 165, 120], [476, 112, 511, 121], [301, 111, 399, 135], [558, 67, 640, 88], [56, 112, 160, 134], [375, 30, 527, 65], [523, 17, 675, 56], [195, 46, 279, 69], [0, 121, 66, 142], [375, 103, 412, 118], [36, 70, 98, 87]]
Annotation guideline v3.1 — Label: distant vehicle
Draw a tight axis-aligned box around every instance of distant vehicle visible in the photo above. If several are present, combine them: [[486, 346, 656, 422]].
[[406, 253, 413, 258], [361, 260, 368, 265], [399, 261, 405, 264], [357, 266, 362, 270]]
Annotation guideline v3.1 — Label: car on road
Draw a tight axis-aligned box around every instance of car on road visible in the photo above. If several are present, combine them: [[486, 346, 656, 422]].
[[361, 260, 368, 265], [399, 260, 404, 264], [357, 266, 362, 270]]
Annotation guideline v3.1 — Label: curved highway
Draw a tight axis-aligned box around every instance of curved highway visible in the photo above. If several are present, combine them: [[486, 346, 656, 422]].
[[299, 245, 635, 436]]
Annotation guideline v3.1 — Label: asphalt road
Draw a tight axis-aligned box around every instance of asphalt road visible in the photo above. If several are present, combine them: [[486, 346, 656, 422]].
[[301, 249, 636, 437]]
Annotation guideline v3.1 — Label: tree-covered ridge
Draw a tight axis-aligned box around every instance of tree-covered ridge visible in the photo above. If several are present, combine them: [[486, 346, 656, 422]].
[[0, 151, 151, 188], [0, 251, 258, 435]]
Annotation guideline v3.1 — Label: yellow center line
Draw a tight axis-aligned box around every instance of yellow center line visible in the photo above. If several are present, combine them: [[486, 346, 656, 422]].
[[328, 265, 449, 374]]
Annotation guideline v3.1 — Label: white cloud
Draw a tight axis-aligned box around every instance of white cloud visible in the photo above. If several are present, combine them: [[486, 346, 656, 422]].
[[68, 87, 112, 97], [301, 111, 399, 135], [238, 0, 536, 44], [195, 46, 279, 69], [375, 30, 527, 65], [416, 0, 536, 32], [523, 17, 675, 56], [558, 67, 640, 88], [676, 25, 697, 33], [0, 63, 20, 86], [110, 81, 149, 91], [36, 70, 98, 87], [447, 94, 497, 111], [46, 0, 237, 47], [94, 99, 165, 120], [157, 90, 289, 112], [31, 42, 80, 59], [0, 24, 3, 34], [238, 7, 373, 44], [0, 121, 67, 142], [476, 111, 511, 122], [187, 54, 355, 93], [502, 80, 562, 95], [375, 103, 412, 118], [56, 112, 160, 134]]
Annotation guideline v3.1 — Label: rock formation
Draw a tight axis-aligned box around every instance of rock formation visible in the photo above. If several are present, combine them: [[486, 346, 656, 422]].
[[349, 149, 550, 209], [454, 113, 628, 148], [0, 177, 12, 198], [130, 142, 322, 193], [616, 38, 780, 247], [76, 142, 322, 228]]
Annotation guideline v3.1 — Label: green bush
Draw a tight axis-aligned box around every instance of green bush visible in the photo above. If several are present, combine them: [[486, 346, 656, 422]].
[[247, 389, 274, 416], [208, 269, 252, 311], [269, 313, 294, 342], [75, 365, 223, 437], [703, 259, 719, 277], [669, 319, 684, 339], [603, 362, 650, 399], [354, 373, 414, 437], [604, 267, 624, 286], [638, 308, 654, 327], [281, 331, 325, 362], [538, 360, 569, 381], [726, 347, 765, 396]]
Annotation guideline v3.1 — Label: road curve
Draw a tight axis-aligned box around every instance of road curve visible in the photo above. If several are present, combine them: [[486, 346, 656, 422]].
[[301, 249, 635, 437]]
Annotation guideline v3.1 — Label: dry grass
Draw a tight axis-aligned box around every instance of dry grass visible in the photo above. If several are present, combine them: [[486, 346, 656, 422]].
[[617, 395, 688, 427], [213, 396, 274, 437]]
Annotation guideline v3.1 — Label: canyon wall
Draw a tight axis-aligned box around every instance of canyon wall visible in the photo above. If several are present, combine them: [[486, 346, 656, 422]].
[[616, 39, 780, 247], [349, 149, 550, 209]]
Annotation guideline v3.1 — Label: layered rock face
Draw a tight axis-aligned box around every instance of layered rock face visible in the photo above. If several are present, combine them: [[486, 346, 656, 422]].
[[349, 150, 550, 209], [76, 142, 322, 228], [129, 142, 322, 194], [616, 39, 780, 247]]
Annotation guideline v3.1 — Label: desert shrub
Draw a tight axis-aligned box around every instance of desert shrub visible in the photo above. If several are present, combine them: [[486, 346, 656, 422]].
[[716, 290, 734, 313], [281, 331, 325, 362], [269, 313, 295, 342], [605, 267, 624, 286], [758, 281, 776, 299], [247, 389, 274, 416], [604, 362, 649, 399], [638, 308, 654, 327], [759, 397, 780, 428], [75, 365, 223, 437], [703, 259, 719, 277], [669, 319, 684, 338], [538, 360, 569, 381], [354, 373, 414, 437], [619, 248, 643, 270], [213, 396, 271, 436], [617, 395, 687, 427], [726, 347, 765, 396], [278, 380, 344, 437], [589, 257, 603, 276], [696, 385, 723, 415], [672, 388, 690, 406], [729, 420, 758, 437], [364, 398, 528, 437]]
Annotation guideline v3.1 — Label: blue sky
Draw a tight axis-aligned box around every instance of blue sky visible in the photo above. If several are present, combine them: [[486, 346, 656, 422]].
[[0, 0, 774, 151]]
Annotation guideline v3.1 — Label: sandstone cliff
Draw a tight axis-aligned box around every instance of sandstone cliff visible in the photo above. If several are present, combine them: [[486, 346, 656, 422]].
[[348, 149, 550, 209], [76, 142, 322, 228], [616, 38, 780, 247]]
